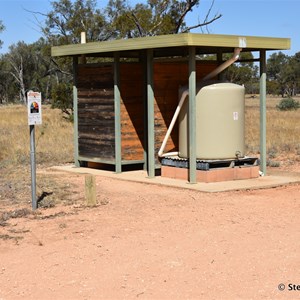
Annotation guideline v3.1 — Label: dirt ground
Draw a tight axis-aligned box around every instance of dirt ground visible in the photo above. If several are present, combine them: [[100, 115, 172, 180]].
[[0, 165, 300, 300]]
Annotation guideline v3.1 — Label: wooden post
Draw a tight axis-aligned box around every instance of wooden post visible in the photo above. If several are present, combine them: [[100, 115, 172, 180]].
[[73, 57, 80, 167], [85, 175, 97, 206]]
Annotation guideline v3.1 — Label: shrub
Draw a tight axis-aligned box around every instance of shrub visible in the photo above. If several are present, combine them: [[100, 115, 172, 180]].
[[276, 97, 300, 111], [267, 160, 281, 167], [51, 82, 73, 120]]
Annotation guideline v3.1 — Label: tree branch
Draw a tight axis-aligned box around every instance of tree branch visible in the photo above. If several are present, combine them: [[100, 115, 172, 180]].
[[175, 0, 199, 33], [148, 0, 169, 35], [50, 58, 72, 76], [203, 0, 217, 33], [129, 12, 145, 37], [181, 13, 222, 33]]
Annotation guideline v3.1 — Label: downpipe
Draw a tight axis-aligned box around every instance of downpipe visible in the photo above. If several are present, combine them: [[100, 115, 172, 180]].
[[158, 48, 242, 158]]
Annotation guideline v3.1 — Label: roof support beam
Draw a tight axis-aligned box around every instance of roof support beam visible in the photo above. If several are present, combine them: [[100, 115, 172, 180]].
[[114, 52, 122, 173], [147, 49, 155, 178], [260, 50, 267, 175], [188, 47, 197, 184]]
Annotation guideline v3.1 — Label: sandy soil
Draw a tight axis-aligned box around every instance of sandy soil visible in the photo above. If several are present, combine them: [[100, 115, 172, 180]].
[[0, 167, 300, 300]]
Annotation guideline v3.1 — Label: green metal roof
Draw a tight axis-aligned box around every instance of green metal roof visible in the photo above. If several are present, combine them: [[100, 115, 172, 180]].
[[51, 33, 290, 57]]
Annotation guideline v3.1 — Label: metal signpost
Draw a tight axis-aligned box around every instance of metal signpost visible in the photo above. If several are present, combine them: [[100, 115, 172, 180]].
[[27, 91, 42, 210]]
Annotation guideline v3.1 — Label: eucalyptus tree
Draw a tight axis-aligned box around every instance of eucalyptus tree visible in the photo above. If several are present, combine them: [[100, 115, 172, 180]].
[[41, 0, 109, 45], [106, 0, 222, 38], [34, 0, 110, 116], [281, 52, 300, 96], [267, 52, 299, 96], [0, 20, 7, 103], [41, 0, 222, 43], [2, 39, 54, 104], [0, 20, 4, 48], [5, 42, 36, 103], [36, 0, 222, 117], [0, 57, 15, 103], [223, 52, 259, 94]]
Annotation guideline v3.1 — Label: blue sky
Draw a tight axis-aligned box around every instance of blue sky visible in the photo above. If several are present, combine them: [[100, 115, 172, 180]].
[[0, 0, 297, 56]]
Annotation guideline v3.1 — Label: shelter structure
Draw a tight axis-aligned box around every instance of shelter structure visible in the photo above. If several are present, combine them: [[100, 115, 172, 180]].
[[51, 33, 290, 183]]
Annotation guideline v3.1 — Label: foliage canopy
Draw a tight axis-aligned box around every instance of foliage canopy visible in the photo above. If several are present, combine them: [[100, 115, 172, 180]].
[[0, 0, 298, 113]]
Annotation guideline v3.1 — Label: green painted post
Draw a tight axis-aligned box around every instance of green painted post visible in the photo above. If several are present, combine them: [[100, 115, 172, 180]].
[[188, 47, 197, 184], [73, 86, 79, 167], [73, 57, 79, 167], [260, 50, 267, 175], [114, 52, 122, 173], [142, 51, 148, 171], [147, 49, 155, 178]]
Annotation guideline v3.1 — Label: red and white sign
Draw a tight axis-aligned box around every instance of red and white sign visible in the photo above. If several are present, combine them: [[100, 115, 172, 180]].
[[27, 91, 42, 125]]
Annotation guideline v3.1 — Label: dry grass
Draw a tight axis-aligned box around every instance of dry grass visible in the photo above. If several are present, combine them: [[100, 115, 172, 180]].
[[0, 105, 76, 209], [0, 98, 299, 209], [0, 105, 73, 167], [245, 96, 300, 163], [0, 98, 299, 168]]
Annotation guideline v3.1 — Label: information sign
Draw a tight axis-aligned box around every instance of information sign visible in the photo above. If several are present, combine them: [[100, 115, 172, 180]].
[[27, 91, 42, 125]]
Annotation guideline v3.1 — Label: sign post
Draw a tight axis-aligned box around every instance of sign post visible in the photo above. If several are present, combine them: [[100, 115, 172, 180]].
[[27, 91, 42, 210]]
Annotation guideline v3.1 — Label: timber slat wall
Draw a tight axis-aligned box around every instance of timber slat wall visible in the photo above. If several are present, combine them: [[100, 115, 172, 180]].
[[77, 64, 115, 160], [120, 63, 144, 161], [75, 61, 217, 165], [153, 62, 217, 162]]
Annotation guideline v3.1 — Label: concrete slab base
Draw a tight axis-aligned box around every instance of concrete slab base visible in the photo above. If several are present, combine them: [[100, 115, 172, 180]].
[[51, 165, 300, 193]]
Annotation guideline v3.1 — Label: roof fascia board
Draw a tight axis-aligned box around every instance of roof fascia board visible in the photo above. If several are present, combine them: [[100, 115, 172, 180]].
[[51, 33, 290, 57]]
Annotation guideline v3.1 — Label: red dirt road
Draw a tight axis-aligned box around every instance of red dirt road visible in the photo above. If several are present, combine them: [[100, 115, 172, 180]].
[[0, 172, 300, 300]]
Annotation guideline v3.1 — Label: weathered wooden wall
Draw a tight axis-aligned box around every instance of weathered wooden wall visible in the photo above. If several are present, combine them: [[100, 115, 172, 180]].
[[120, 63, 144, 161], [153, 62, 217, 161], [77, 64, 115, 161], [76, 61, 217, 165]]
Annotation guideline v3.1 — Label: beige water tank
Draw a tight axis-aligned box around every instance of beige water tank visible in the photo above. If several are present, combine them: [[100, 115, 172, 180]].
[[178, 82, 245, 160]]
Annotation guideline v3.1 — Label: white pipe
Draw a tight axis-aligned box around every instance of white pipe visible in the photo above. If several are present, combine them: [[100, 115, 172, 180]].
[[160, 151, 179, 158], [158, 48, 242, 158], [203, 48, 242, 81], [158, 90, 189, 157]]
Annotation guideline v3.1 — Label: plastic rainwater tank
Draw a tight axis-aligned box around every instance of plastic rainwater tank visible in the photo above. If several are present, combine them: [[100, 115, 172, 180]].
[[178, 82, 245, 160]]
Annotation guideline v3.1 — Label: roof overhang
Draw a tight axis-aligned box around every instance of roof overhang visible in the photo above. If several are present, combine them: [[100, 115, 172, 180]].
[[51, 33, 291, 58]]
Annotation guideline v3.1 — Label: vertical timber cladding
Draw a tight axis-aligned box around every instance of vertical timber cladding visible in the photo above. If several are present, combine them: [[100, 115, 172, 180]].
[[120, 63, 145, 161], [77, 64, 115, 161], [153, 61, 218, 163]]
